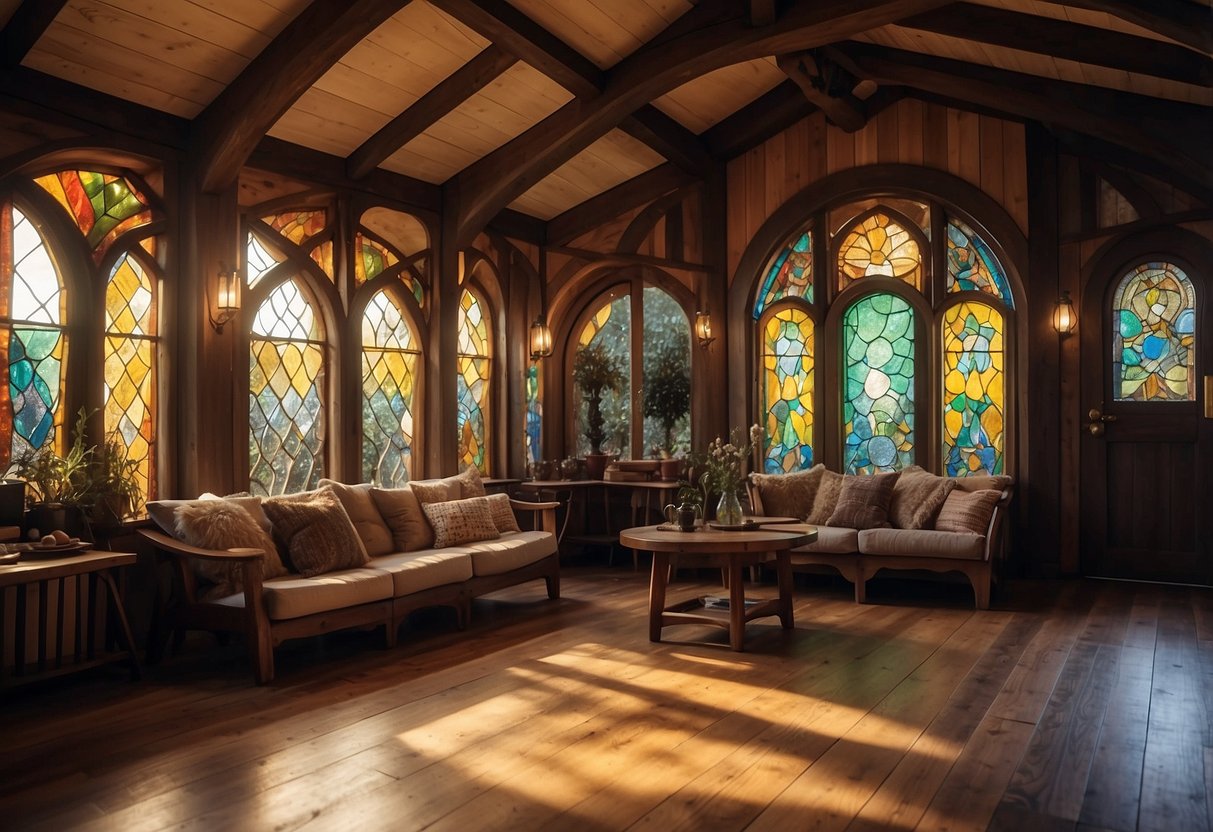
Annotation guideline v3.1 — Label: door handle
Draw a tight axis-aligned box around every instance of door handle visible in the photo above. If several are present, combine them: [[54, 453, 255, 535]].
[[1087, 407, 1117, 437]]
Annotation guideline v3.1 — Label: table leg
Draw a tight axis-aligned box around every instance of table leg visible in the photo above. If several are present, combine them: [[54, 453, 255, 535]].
[[649, 552, 669, 643], [98, 569, 142, 679], [728, 560, 746, 651], [776, 552, 794, 629]]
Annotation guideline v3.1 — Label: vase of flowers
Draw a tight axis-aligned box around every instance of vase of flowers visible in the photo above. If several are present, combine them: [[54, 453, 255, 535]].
[[680, 424, 763, 524]]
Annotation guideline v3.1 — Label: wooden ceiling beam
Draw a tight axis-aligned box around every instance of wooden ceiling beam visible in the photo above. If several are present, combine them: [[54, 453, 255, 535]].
[[452, 0, 951, 242], [702, 80, 814, 159], [842, 42, 1213, 202], [346, 45, 517, 180], [777, 50, 867, 132], [748, 0, 777, 28], [900, 2, 1212, 87], [619, 107, 714, 176], [1037, 0, 1212, 56], [0, 0, 68, 69], [547, 163, 695, 247], [193, 0, 411, 193]]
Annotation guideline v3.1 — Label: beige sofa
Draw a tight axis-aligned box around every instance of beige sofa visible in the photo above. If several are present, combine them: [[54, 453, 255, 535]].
[[140, 480, 559, 683], [749, 469, 1013, 609]]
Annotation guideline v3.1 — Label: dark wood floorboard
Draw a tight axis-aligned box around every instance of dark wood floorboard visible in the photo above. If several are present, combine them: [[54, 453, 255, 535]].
[[0, 570, 1210, 831]]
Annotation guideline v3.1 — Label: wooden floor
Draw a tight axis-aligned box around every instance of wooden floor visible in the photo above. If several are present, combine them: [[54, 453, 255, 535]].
[[1, 568, 1210, 831]]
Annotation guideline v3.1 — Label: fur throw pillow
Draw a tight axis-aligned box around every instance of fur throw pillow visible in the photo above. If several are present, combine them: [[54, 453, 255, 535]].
[[888, 465, 956, 530], [750, 465, 825, 520], [174, 499, 287, 599], [826, 471, 901, 530], [262, 488, 369, 577]]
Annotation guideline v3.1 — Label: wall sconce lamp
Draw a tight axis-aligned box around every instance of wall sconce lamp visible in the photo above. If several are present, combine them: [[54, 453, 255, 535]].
[[208, 265, 241, 333], [528, 316, 553, 360], [1052, 290, 1076, 336], [694, 311, 715, 349]]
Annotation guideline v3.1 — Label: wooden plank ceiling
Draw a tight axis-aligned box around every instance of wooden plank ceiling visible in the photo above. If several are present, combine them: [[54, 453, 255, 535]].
[[12, 0, 1212, 223]]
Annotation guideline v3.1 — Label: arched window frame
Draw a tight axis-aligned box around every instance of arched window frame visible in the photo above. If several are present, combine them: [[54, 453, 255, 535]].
[[756, 297, 819, 473]]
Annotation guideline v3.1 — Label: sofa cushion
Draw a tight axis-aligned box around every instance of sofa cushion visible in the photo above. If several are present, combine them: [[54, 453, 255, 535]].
[[750, 465, 824, 520], [318, 479, 394, 557], [934, 488, 1002, 535], [485, 493, 521, 533], [464, 531, 557, 577], [262, 488, 369, 577], [409, 479, 459, 504], [952, 474, 1012, 494], [367, 550, 474, 595], [213, 567, 393, 620], [827, 472, 900, 529], [371, 486, 434, 552], [173, 499, 289, 598], [858, 528, 985, 561], [451, 465, 486, 498], [806, 469, 845, 525], [422, 497, 500, 548], [790, 525, 859, 555], [889, 466, 956, 530]]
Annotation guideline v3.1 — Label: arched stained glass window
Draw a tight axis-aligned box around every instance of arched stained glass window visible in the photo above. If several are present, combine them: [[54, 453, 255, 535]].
[[842, 293, 915, 474], [361, 290, 418, 486], [526, 363, 541, 465], [754, 230, 812, 319], [946, 218, 1012, 303], [576, 295, 631, 458], [249, 278, 325, 496], [942, 302, 1004, 476], [34, 170, 151, 263], [262, 210, 325, 246], [104, 253, 157, 509], [760, 306, 814, 472], [457, 288, 491, 472], [1, 202, 66, 469], [838, 212, 921, 289], [1113, 262, 1196, 401], [354, 233, 400, 285], [246, 232, 284, 289]]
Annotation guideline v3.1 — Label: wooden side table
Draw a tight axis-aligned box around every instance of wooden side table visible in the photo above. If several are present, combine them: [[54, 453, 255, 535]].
[[0, 550, 141, 688]]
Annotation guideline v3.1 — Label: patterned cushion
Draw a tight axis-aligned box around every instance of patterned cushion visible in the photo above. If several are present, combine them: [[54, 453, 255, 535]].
[[421, 498, 500, 548], [173, 499, 288, 598], [409, 479, 459, 504], [370, 486, 434, 552], [262, 488, 369, 577], [888, 466, 956, 530], [318, 479, 395, 557], [750, 465, 825, 520], [934, 489, 1002, 534], [806, 469, 845, 525], [826, 472, 901, 530], [484, 493, 520, 533]]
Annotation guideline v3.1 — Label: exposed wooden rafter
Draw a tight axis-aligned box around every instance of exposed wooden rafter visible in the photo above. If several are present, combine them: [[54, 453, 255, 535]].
[[619, 108, 714, 176], [346, 45, 517, 180], [0, 0, 68, 69], [547, 163, 694, 247], [900, 2, 1212, 87], [702, 80, 814, 159], [748, 0, 777, 28], [777, 50, 867, 132], [193, 0, 411, 193], [451, 0, 951, 242], [1038, 0, 1213, 56]]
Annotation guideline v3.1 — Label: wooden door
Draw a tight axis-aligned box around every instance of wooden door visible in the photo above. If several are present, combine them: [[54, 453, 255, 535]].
[[1079, 254, 1212, 585]]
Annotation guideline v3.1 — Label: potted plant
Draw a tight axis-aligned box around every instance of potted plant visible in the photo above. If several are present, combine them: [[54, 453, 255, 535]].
[[642, 342, 690, 480], [572, 342, 625, 479]]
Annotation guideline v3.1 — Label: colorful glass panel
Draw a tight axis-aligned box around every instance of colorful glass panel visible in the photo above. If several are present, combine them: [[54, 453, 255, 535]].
[[575, 296, 631, 458], [1, 204, 67, 469], [246, 232, 283, 289], [842, 293, 915, 474], [104, 254, 156, 509], [354, 233, 400, 286], [309, 240, 334, 282], [34, 170, 151, 262], [942, 302, 1004, 476], [526, 362, 541, 465], [760, 306, 814, 473], [946, 218, 1012, 303], [249, 279, 324, 495], [361, 290, 418, 486], [457, 289, 490, 472], [754, 231, 812, 319], [838, 213, 921, 289], [1113, 262, 1196, 401], [262, 210, 326, 246]]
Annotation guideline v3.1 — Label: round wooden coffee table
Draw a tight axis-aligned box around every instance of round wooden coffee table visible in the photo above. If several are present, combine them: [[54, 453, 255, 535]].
[[619, 523, 817, 651]]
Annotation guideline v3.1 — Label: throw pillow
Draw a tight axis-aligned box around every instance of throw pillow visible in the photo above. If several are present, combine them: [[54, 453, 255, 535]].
[[826, 471, 901, 530], [370, 485, 434, 552], [484, 492, 521, 533], [750, 465, 825, 520], [173, 500, 286, 599], [262, 488, 369, 577], [806, 469, 845, 525], [409, 479, 459, 504], [318, 478, 394, 557], [422, 497, 500, 548], [935, 488, 1002, 535], [888, 466, 956, 530], [451, 465, 487, 498]]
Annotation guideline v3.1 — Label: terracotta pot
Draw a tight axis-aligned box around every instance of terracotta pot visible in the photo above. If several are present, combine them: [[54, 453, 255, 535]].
[[584, 453, 611, 480]]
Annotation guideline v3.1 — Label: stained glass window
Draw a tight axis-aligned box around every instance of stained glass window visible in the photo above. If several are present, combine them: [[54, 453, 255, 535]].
[[842, 293, 915, 474], [942, 302, 1004, 476], [249, 278, 325, 496], [838, 212, 921, 289], [105, 253, 156, 509], [262, 210, 326, 247], [1, 203, 66, 470], [760, 306, 814, 472], [526, 363, 541, 465], [1113, 262, 1196, 401], [457, 289, 490, 472], [309, 240, 334, 281], [946, 218, 1012, 303], [754, 231, 812, 319], [246, 233, 283, 289], [34, 171, 151, 263], [576, 296, 631, 458], [354, 233, 400, 285], [361, 290, 418, 486]]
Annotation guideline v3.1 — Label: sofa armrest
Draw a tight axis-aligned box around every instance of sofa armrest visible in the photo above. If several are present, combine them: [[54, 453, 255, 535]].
[[982, 486, 1015, 565], [508, 499, 559, 535], [138, 528, 268, 606], [138, 529, 264, 562]]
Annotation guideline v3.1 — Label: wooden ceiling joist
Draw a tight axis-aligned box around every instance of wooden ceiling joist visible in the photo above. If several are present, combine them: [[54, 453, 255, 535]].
[[777, 50, 867, 132], [0, 0, 68, 69], [1038, 0, 1213, 57], [702, 79, 815, 159], [192, 0, 412, 193], [619, 107, 714, 177], [547, 162, 695, 247], [346, 45, 518, 180], [900, 2, 1213, 87]]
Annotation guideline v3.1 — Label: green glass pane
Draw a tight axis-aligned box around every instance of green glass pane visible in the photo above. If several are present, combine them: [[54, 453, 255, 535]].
[[1112, 262, 1195, 402], [842, 293, 914, 474]]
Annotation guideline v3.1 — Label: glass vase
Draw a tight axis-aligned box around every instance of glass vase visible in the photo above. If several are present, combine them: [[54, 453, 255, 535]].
[[716, 490, 744, 526]]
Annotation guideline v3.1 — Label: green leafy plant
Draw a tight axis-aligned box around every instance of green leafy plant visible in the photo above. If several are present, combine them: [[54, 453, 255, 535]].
[[678, 424, 764, 506], [642, 342, 690, 455], [573, 343, 625, 454]]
